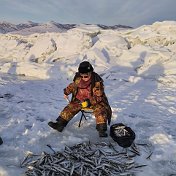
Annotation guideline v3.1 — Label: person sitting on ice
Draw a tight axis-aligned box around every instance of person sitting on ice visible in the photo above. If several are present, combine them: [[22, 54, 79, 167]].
[[48, 61, 112, 137]]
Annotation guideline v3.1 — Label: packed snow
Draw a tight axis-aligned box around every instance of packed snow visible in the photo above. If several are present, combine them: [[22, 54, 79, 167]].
[[0, 21, 176, 176]]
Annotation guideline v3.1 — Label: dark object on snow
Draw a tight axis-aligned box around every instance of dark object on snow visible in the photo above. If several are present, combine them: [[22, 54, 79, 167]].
[[0, 137, 3, 145], [0, 93, 14, 99], [110, 123, 135, 148], [48, 117, 68, 132], [96, 123, 108, 137]]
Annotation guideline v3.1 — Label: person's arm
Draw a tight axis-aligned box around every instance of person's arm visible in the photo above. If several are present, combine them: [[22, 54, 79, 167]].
[[94, 81, 104, 96], [63, 82, 76, 96], [91, 81, 105, 105]]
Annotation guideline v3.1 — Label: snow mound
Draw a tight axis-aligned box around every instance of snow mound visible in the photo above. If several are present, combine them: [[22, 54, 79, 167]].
[[0, 21, 176, 84]]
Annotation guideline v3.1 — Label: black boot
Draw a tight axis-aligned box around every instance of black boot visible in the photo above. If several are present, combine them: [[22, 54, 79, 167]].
[[96, 123, 108, 138], [99, 131, 108, 137], [48, 117, 68, 132], [0, 137, 3, 145]]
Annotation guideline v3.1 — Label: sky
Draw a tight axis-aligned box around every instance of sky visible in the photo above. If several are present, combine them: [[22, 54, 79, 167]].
[[0, 0, 176, 28]]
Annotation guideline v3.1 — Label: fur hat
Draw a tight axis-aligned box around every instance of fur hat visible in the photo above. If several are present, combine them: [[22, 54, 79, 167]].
[[78, 61, 93, 73]]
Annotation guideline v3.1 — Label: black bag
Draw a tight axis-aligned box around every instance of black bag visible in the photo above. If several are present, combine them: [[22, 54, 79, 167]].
[[110, 123, 135, 148]]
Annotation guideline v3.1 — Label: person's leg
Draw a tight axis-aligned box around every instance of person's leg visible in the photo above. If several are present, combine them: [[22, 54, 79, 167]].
[[93, 103, 108, 137], [48, 101, 81, 132]]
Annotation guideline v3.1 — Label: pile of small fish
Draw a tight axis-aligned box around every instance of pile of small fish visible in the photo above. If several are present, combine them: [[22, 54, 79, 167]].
[[21, 141, 152, 176], [113, 125, 131, 137]]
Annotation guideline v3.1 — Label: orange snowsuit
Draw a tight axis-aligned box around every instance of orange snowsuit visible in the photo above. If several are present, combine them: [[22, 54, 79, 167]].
[[59, 72, 112, 126]]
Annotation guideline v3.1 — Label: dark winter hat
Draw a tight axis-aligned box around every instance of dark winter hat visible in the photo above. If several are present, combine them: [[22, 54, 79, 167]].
[[78, 61, 93, 73]]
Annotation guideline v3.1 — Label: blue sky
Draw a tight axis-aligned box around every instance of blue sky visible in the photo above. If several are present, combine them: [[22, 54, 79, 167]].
[[0, 0, 176, 27]]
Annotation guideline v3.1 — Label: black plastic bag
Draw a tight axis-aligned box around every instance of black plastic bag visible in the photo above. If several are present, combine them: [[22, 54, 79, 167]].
[[110, 123, 135, 148]]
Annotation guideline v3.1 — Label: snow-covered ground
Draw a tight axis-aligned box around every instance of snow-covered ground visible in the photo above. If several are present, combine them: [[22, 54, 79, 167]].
[[0, 21, 176, 176]]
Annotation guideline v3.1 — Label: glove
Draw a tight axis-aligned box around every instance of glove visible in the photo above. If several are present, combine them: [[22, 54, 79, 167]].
[[81, 99, 91, 108]]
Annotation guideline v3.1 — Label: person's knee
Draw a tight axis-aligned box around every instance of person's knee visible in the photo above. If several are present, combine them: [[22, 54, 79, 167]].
[[60, 103, 81, 121], [60, 110, 75, 121], [95, 113, 107, 124]]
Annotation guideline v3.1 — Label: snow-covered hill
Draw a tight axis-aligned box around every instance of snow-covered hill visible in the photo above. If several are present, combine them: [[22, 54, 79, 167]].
[[0, 21, 176, 176], [0, 21, 132, 35], [0, 21, 175, 84], [0, 22, 17, 33], [0, 21, 38, 34]]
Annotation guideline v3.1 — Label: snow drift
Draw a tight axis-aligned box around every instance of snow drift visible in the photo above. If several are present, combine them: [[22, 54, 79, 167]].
[[0, 21, 175, 84]]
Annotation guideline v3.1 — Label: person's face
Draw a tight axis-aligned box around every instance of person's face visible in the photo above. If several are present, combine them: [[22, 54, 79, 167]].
[[80, 72, 91, 81]]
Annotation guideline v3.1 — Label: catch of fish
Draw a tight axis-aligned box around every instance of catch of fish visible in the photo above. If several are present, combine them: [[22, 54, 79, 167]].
[[113, 125, 131, 137], [21, 141, 152, 176]]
